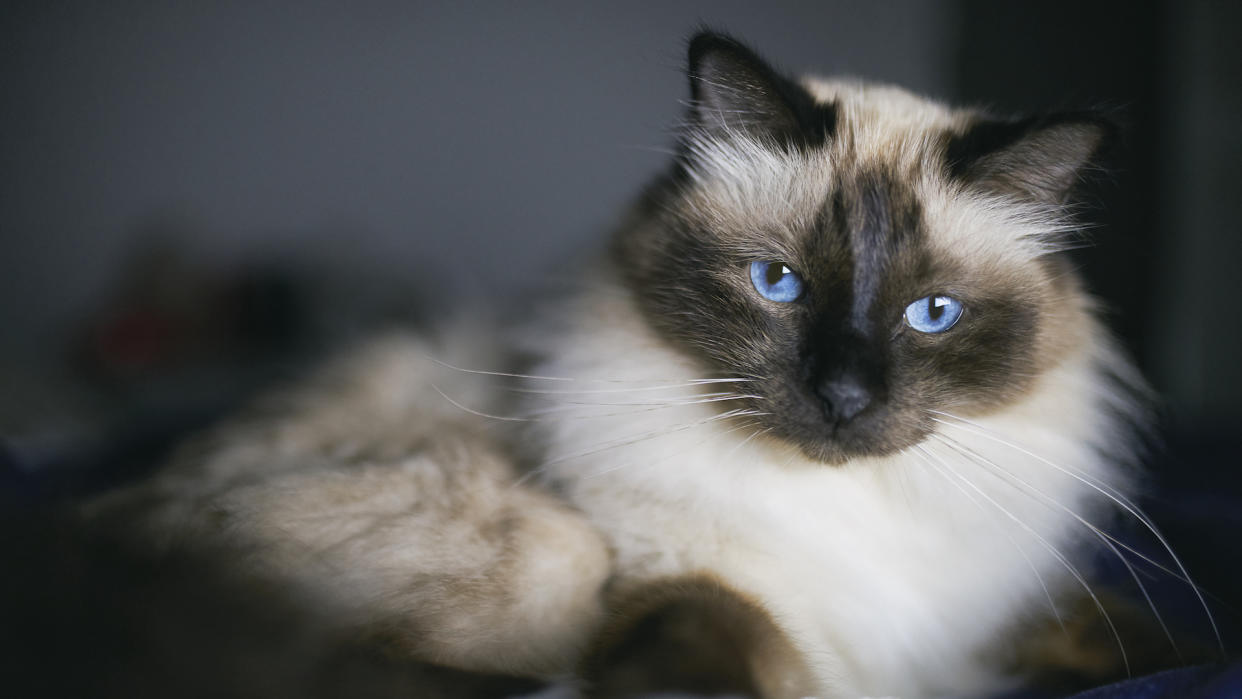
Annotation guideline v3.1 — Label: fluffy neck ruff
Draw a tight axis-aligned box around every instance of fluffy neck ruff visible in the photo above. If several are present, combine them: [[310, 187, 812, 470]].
[[523, 273, 1142, 697]]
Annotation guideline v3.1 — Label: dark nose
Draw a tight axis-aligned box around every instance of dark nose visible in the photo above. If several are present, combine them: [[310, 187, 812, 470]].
[[816, 375, 872, 423]]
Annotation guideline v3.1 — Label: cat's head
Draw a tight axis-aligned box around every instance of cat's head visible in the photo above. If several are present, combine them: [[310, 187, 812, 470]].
[[615, 32, 1115, 465]]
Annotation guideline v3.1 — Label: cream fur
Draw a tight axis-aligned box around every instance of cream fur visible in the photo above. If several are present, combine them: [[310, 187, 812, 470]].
[[86, 329, 612, 678], [525, 269, 1137, 697], [681, 78, 1085, 268], [84, 77, 1154, 697], [515, 78, 1146, 697]]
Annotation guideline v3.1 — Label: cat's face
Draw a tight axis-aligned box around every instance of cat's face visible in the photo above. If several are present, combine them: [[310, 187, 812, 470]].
[[616, 34, 1110, 464]]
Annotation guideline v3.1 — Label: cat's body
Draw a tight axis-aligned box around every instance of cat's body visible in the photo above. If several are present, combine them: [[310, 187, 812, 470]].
[[512, 70, 1148, 695], [520, 262, 1132, 697], [83, 33, 1182, 698]]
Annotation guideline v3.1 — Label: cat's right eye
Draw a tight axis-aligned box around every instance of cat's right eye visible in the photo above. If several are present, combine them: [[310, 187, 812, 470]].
[[749, 261, 804, 303]]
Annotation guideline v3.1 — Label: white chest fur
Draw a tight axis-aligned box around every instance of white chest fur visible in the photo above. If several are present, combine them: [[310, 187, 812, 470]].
[[527, 285, 1130, 697]]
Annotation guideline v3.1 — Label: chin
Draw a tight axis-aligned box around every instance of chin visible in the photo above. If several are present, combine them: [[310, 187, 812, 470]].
[[772, 411, 932, 466]]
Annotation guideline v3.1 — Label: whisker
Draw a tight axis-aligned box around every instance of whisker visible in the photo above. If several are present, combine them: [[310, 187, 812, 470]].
[[430, 383, 529, 422], [538, 393, 761, 409], [425, 356, 576, 382], [426, 355, 758, 386], [929, 410, 1224, 657], [434, 385, 760, 423], [524, 392, 755, 411], [930, 432, 1178, 660], [518, 393, 761, 421], [908, 446, 1067, 635], [933, 429, 1182, 583], [583, 419, 767, 481], [518, 396, 758, 423], [913, 443, 1130, 676], [545, 407, 767, 468], [503, 378, 756, 396], [516, 408, 769, 486], [720, 424, 773, 464]]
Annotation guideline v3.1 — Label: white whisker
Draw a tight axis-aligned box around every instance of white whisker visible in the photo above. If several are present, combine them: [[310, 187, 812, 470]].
[[503, 379, 756, 396], [430, 383, 529, 422], [720, 424, 773, 464], [913, 443, 1130, 676], [929, 410, 1224, 657], [583, 419, 767, 481], [521, 396, 754, 421], [527, 392, 759, 409], [930, 432, 1178, 659], [426, 355, 757, 386], [908, 446, 1066, 635], [517, 408, 769, 486], [435, 384, 760, 424], [545, 407, 767, 468]]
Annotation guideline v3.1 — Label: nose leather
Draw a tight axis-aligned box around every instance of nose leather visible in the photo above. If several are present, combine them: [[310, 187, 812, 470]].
[[816, 375, 871, 423]]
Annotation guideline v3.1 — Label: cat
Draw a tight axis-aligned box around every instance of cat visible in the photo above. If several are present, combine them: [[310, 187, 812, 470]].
[[79, 31, 1216, 698]]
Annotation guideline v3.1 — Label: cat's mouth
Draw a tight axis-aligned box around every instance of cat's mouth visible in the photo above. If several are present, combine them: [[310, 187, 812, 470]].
[[795, 426, 929, 466], [750, 388, 931, 466]]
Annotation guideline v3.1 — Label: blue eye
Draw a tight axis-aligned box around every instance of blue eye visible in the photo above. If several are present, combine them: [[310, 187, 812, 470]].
[[904, 295, 964, 333], [749, 261, 803, 302]]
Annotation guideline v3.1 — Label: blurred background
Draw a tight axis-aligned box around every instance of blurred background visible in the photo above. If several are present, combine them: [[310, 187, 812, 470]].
[[1, 0, 1239, 658]]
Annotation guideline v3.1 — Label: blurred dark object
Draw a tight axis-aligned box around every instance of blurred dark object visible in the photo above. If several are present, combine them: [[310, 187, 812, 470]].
[[3, 234, 317, 506], [78, 236, 307, 383]]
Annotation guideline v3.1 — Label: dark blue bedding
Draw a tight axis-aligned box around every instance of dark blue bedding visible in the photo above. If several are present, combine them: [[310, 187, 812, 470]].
[[1067, 663, 1242, 699]]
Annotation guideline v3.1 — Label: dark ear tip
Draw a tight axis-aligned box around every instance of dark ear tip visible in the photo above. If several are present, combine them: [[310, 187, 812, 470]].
[[1051, 110, 1121, 157], [687, 30, 752, 69], [1085, 111, 1121, 158]]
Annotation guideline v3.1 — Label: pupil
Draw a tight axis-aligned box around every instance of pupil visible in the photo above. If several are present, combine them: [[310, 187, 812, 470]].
[[928, 297, 944, 320], [766, 264, 786, 285]]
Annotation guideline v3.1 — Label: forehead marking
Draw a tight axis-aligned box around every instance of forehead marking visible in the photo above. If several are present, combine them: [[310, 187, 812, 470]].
[[841, 172, 921, 331]]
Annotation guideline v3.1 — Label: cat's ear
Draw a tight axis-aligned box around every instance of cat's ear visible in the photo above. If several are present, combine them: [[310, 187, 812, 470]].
[[685, 31, 834, 146], [946, 113, 1117, 204]]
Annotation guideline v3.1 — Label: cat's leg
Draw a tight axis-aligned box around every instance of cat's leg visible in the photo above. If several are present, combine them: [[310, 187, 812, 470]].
[[581, 574, 819, 699], [1005, 589, 1218, 694]]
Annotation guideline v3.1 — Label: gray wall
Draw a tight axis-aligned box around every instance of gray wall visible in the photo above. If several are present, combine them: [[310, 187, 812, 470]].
[[1156, 1, 1242, 423], [1, 1, 954, 358]]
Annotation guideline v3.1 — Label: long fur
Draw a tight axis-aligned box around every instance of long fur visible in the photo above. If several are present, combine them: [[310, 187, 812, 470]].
[[521, 269, 1143, 696], [79, 33, 1205, 699]]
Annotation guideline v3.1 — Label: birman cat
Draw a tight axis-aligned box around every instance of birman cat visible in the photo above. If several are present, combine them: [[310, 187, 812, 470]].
[[85, 31, 1215, 699]]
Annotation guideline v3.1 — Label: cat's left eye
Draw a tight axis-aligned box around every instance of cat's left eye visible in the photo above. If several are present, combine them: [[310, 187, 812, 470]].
[[749, 261, 803, 302], [904, 295, 964, 333]]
